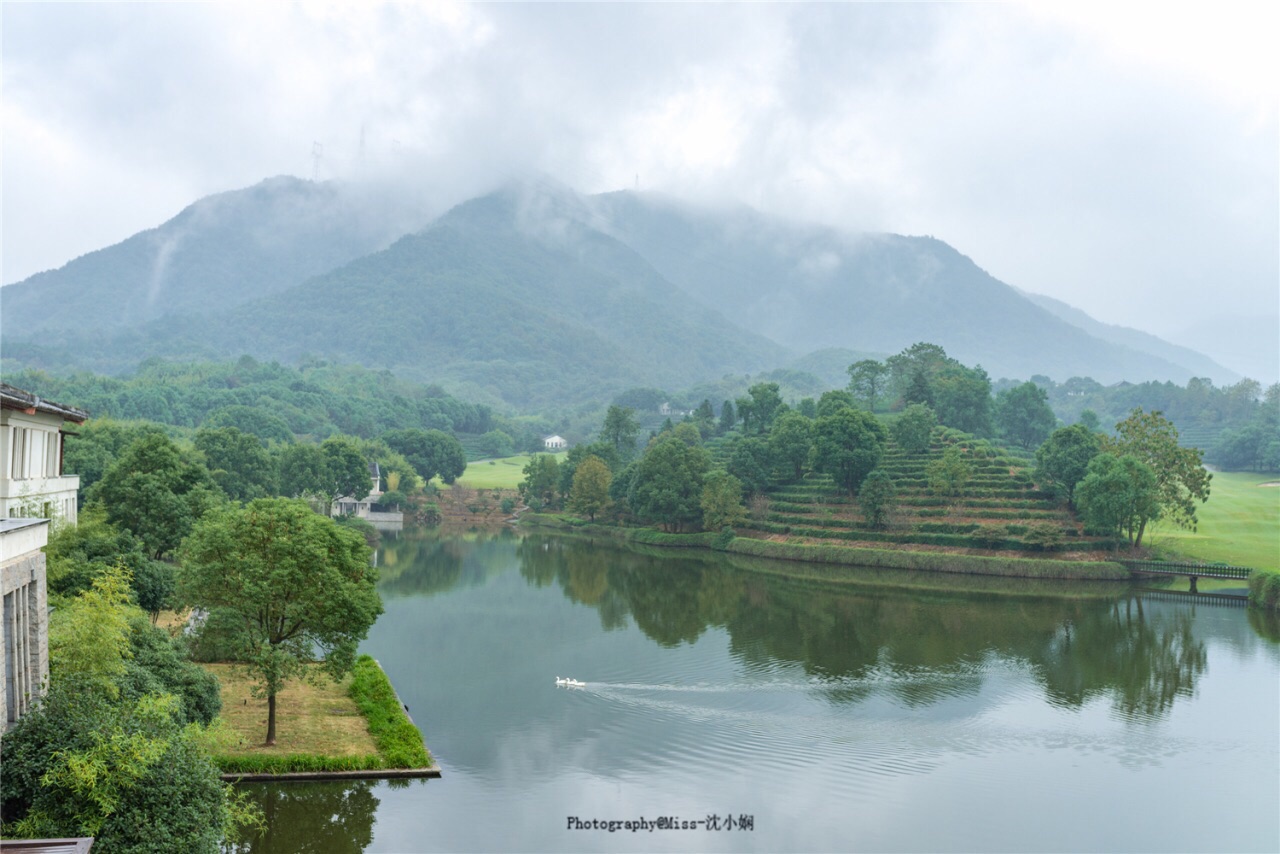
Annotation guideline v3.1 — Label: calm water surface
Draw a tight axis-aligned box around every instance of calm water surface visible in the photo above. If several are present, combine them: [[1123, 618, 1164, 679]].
[[238, 529, 1280, 853]]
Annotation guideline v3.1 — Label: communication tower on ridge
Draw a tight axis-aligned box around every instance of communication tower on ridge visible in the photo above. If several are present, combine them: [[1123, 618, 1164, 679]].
[[311, 141, 324, 181]]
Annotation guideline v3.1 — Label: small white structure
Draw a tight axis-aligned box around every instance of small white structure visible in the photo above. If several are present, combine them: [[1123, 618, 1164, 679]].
[[1, 384, 88, 524], [543, 435, 568, 450], [332, 461, 403, 529]]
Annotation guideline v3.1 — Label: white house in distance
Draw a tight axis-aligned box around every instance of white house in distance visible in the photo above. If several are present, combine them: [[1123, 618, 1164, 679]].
[[1, 383, 88, 730], [332, 461, 403, 529], [543, 435, 568, 450]]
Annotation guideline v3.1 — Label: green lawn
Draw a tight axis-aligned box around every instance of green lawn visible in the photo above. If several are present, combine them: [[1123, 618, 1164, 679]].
[[1147, 470, 1280, 571], [442, 452, 566, 490]]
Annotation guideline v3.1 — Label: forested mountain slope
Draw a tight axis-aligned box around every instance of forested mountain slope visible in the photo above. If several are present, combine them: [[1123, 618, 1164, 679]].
[[6, 185, 789, 408], [591, 191, 1208, 384], [1, 176, 422, 335]]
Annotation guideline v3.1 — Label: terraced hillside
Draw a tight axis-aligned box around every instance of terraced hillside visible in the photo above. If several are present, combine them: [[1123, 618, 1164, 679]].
[[734, 429, 1119, 556]]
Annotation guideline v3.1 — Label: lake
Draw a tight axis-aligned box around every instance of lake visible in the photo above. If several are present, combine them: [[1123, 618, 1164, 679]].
[[236, 528, 1280, 853]]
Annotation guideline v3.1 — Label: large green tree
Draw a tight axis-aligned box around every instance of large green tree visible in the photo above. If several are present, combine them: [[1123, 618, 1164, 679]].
[[179, 499, 382, 745], [1075, 453, 1161, 546], [995, 382, 1057, 449], [91, 434, 221, 559], [735, 383, 784, 435], [600, 405, 641, 460], [700, 470, 747, 531], [812, 408, 886, 495], [847, 359, 889, 411], [934, 365, 993, 437], [629, 435, 711, 531], [1107, 408, 1212, 532], [383, 428, 467, 485], [891, 404, 937, 454], [195, 426, 276, 502], [768, 411, 813, 483], [1034, 423, 1102, 505], [569, 455, 612, 521], [858, 469, 897, 529], [519, 454, 561, 509]]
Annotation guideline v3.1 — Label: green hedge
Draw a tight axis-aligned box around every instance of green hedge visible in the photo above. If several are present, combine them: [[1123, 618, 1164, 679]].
[[348, 655, 432, 769], [726, 538, 1128, 580], [1248, 568, 1280, 612], [217, 752, 386, 775]]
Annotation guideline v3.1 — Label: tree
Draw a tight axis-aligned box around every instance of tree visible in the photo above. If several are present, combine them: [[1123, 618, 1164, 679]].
[[858, 469, 897, 529], [934, 365, 993, 436], [847, 359, 889, 411], [518, 454, 561, 509], [569, 455, 612, 521], [276, 443, 330, 499], [179, 499, 382, 745], [816, 389, 857, 419], [700, 470, 747, 531], [195, 426, 276, 502], [383, 428, 467, 484], [557, 441, 620, 499], [91, 434, 221, 560], [1077, 409, 1101, 432], [718, 400, 737, 435], [1035, 423, 1102, 505], [478, 429, 514, 458], [736, 383, 784, 435], [48, 563, 136, 699], [812, 408, 887, 495], [886, 342, 952, 404], [629, 435, 711, 531], [321, 436, 373, 501], [995, 382, 1057, 449], [768, 411, 813, 483], [1, 684, 253, 851], [725, 436, 773, 497], [926, 446, 971, 498], [892, 404, 936, 454], [600, 405, 640, 460], [1075, 453, 1161, 546], [1107, 408, 1211, 533]]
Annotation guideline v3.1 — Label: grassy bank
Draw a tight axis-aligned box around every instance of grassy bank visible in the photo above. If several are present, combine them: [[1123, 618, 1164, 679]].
[[1147, 470, 1279, 571], [205, 657, 431, 775], [521, 513, 1128, 581], [443, 452, 565, 490]]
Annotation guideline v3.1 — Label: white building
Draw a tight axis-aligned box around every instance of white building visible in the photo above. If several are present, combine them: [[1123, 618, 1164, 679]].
[[1, 384, 88, 524], [332, 461, 403, 529], [543, 435, 567, 450], [1, 383, 86, 730]]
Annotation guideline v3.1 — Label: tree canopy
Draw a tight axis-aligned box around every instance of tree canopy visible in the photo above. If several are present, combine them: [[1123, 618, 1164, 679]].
[[812, 407, 886, 495], [1106, 408, 1211, 533], [995, 381, 1057, 449], [179, 498, 382, 745]]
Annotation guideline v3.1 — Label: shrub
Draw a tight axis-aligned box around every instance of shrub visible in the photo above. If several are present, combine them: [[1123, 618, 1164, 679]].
[[1248, 568, 1280, 612], [1023, 523, 1065, 551]]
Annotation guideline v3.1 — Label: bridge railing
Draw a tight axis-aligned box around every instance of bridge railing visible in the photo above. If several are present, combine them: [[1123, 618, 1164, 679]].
[[1119, 560, 1253, 580]]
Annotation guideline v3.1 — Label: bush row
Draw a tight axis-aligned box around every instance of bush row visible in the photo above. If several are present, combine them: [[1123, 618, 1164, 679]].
[[1248, 568, 1280, 612], [725, 538, 1128, 580], [347, 655, 433, 769]]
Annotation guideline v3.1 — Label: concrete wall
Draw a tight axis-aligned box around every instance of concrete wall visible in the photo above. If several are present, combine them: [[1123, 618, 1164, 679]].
[[1, 518, 50, 731]]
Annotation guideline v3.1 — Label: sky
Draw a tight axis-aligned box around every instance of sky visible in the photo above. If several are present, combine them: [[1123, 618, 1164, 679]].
[[3, 2, 1277, 374]]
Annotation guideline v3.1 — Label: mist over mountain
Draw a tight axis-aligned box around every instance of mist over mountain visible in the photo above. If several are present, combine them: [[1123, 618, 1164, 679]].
[[0, 176, 428, 335], [589, 191, 1219, 385], [1, 175, 1246, 409]]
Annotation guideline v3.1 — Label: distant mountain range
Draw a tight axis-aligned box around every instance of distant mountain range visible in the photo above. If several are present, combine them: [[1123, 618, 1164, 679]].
[[0, 176, 1246, 408]]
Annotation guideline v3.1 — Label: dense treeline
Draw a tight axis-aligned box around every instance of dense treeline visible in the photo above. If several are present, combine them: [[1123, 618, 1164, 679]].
[[6, 356, 492, 440]]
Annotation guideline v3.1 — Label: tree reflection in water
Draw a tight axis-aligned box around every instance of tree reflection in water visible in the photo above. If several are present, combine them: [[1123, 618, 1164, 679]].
[[516, 535, 1212, 721], [229, 780, 391, 854]]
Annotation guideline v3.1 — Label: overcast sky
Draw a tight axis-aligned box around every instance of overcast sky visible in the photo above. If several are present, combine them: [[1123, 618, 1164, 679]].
[[3, 3, 1276, 359]]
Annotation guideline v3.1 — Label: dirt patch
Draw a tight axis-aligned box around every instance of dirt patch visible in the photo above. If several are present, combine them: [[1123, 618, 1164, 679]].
[[1259, 481, 1280, 488]]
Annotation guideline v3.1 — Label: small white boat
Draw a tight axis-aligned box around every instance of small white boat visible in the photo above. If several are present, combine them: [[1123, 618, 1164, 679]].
[[555, 677, 586, 688]]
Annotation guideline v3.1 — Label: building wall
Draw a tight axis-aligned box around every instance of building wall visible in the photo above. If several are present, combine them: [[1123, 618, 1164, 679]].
[[0, 410, 79, 525], [1, 519, 50, 731]]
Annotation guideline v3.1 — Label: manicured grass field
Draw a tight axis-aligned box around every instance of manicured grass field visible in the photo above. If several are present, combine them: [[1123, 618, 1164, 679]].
[[448, 452, 565, 490], [1147, 470, 1280, 571], [203, 663, 379, 757]]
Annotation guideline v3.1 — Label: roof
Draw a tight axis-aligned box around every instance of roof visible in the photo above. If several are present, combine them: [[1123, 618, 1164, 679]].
[[0, 384, 89, 423], [0, 839, 95, 853]]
